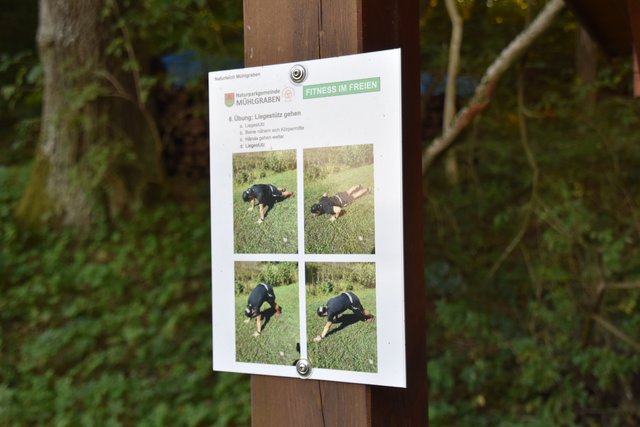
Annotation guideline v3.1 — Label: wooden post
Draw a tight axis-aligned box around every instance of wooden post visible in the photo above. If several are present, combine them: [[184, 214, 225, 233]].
[[628, 0, 640, 97], [243, 1, 426, 425]]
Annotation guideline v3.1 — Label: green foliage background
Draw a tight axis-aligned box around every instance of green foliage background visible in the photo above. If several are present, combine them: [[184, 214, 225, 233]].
[[233, 150, 297, 185], [234, 262, 298, 295], [303, 144, 374, 182], [2, 0, 640, 425], [0, 166, 250, 426], [423, 23, 640, 427], [425, 96, 640, 425], [305, 262, 376, 296]]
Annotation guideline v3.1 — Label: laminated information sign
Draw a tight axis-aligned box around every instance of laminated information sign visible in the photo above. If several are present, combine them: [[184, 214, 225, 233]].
[[209, 49, 405, 387]]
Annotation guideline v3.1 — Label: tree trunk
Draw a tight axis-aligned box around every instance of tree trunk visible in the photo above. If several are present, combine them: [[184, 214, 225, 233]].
[[576, 25, 598, 114], [16, 0, 163, 229]]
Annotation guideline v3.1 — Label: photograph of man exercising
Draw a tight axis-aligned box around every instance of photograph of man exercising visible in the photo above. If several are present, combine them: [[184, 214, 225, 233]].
[[244, 282, 282, 337], [310, 184, 369, 221], [242, 184, 294, 223], [313, 291, 374, 342]]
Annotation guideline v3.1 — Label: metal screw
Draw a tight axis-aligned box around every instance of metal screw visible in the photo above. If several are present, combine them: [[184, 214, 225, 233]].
[[289, 64, 307, 84], [295, 358, 312, 377]]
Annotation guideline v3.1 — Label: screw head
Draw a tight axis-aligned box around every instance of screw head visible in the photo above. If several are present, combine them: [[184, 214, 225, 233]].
[[289, 64, 307, 84], [295, 358, 312, 377]]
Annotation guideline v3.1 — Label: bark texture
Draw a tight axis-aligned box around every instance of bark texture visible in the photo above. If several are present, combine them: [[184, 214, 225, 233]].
[[17, 1, 103, 227]]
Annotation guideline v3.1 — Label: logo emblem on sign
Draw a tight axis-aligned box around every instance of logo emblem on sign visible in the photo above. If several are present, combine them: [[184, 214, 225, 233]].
[[224, 93, 235, 107], [281, 87, 295, 101]]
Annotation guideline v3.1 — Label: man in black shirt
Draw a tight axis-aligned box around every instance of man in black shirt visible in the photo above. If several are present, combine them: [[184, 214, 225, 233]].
[[244, 282, 282, 337], [313, 291, 374, 342], [242, 184, 294, 223], [310, 184, 369, 221]]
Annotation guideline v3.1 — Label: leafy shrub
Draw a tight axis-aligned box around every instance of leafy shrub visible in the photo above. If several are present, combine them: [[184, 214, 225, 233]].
[[0, 166, 250, 426], [320, 280, 334, 295], [258, 262, 297, 287], [349, 264, 376, 289], [425, 71, 640, 426], [304, 145, 374, 182], [234, 280, 245, 295], [233, 150, 296, 184]]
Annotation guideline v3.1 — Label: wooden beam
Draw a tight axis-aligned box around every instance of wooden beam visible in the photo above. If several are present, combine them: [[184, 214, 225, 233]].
[[251, 376, 371, 426], [564, 0, 631, 57], [243, 0, 426, 425], [628, 0, 640, 97]]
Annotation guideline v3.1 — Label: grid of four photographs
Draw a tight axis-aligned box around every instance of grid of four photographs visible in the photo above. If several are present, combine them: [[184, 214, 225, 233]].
[[232, 144, 377, 373]]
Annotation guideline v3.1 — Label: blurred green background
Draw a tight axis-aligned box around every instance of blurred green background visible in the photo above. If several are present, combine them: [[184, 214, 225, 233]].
[[2, 1, 639, 426]]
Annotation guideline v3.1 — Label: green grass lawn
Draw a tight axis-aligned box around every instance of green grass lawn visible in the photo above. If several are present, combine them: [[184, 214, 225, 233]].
[[304, 165, 375, 254], [306, 288, 377, 372], [233, 170, 297, 253], [235, 284, 300, 366]]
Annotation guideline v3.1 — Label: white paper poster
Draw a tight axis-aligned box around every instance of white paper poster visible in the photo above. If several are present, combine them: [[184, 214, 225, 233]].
[[209, 49, 405, 387]]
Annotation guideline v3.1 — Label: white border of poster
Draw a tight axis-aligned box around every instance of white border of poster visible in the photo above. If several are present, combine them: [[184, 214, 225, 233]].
[[209, 49, 406, 387]]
